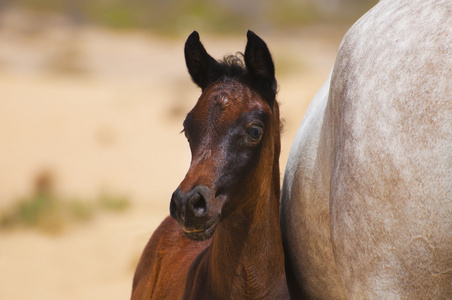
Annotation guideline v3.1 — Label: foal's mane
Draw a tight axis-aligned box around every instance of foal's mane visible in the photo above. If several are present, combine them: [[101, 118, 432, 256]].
[[219, 53, 246, 78]]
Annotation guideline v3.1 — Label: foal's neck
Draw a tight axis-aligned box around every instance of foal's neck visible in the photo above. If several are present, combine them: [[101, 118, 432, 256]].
[[207, 146, 284, 296], [215, 177, 281, 246]]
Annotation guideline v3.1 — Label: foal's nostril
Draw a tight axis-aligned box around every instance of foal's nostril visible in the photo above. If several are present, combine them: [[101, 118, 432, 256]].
[[171, 187, 210, 220], [189, 193, 208, 217], [170, 197, 177, 219], [170, 189, 183, 219]]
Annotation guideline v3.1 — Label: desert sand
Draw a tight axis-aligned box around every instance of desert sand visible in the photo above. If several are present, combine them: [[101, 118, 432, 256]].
[[0, 9, 345, 299]]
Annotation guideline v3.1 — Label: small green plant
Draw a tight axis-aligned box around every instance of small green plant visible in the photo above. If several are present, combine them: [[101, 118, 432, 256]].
[[0, 193, 130, 234], [0, 172, 130, 234], [1, 193, 64, 233], [97, 194, 130, 212], [1, 193, 54, 228]]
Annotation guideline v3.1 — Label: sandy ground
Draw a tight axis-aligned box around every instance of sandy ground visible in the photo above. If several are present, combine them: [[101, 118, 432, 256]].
[[0, 9, 346, 300]]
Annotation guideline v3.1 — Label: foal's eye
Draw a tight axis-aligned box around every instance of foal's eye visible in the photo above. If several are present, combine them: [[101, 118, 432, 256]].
[[247, 125, 263, 143]]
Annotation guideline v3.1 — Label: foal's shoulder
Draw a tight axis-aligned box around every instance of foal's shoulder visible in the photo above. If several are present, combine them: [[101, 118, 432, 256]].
[[132, 216, 179, 298], [132, 216, 211, 300]]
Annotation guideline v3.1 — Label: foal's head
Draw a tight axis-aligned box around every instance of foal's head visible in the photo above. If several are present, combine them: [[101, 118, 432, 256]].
[[170, 31, 280, 241]]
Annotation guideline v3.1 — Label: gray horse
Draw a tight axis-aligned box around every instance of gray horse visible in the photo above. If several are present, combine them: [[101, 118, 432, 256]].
[[280, 0, 452, 298]]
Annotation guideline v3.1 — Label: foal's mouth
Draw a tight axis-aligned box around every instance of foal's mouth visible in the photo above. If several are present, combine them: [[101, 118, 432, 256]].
[[182, 218, 220, 241]]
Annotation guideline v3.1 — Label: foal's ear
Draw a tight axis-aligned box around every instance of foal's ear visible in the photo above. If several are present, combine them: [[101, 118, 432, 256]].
[[244, 30, 277, 100], [185, 31, 223, 90]]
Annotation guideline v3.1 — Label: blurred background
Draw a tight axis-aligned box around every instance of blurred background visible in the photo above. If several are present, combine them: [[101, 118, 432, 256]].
[[0, 0, 377, 299]]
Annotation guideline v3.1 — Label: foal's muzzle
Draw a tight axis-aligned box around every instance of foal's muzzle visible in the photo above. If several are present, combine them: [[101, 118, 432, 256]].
[[170, 186, 211, 219], [170, 185, 218, 241]]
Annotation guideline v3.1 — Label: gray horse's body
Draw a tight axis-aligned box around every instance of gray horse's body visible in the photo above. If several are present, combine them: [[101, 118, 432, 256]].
[[280, 0, 452, 298]]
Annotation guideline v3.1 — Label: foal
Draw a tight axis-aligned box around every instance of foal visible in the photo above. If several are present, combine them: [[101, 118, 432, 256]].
[[131, 31, 289, 299]]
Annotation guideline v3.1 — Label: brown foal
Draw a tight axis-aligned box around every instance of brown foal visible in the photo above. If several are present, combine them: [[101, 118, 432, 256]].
[[131, 30, 289, 300]]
